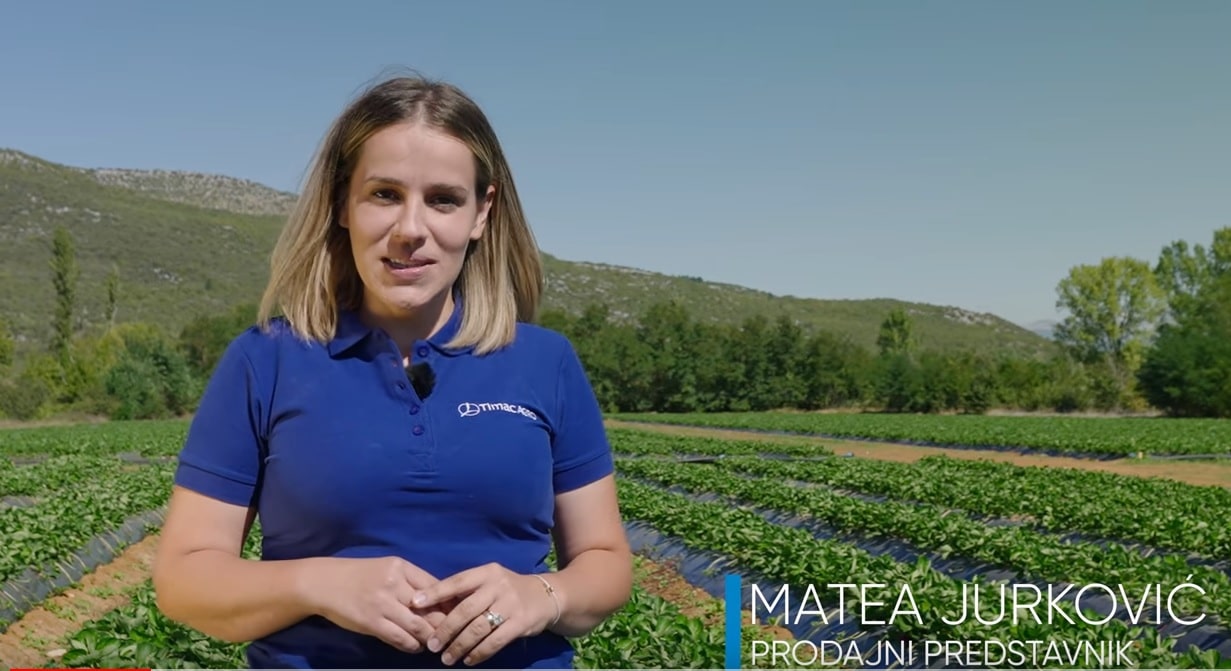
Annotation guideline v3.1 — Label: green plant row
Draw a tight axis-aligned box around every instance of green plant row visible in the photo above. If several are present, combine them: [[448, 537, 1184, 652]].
[[54, 529, 761, 669], [616, 457, 1228, 626], [0, 463, 173, 585], [1, 453, 132, 497], [55, 580, 748, 669], [617, 479, 1223, 668], [613, 411, 1231, 456], [0, 419, 188, 458], [35, 504, 765, 669], [610, 429, 1231, 558]]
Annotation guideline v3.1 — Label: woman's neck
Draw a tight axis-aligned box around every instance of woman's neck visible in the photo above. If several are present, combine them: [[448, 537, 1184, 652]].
[[359, 291, 454, 359]]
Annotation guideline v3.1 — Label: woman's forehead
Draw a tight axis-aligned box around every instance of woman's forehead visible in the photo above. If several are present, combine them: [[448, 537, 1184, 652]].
[[353, 123, 475, 187]]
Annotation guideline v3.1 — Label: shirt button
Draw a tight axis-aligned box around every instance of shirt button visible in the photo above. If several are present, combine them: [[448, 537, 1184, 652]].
[[412, 425, 425, 436], [416, 346, 429, 358], [410, 404, 420, 414]]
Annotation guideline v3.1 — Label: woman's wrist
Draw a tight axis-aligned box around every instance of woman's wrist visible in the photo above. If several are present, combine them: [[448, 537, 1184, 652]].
[[532, 572, 563, 630]]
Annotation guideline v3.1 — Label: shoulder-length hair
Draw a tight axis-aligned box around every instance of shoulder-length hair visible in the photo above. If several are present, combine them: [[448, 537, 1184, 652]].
[[258, 74, 542, 354]]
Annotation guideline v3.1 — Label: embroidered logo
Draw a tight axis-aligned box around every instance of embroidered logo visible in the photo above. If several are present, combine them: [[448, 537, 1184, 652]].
[[457, 402, 539, 421]]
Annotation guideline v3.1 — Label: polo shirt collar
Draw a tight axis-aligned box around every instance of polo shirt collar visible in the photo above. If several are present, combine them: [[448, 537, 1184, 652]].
[[328, 293, 470, 358]]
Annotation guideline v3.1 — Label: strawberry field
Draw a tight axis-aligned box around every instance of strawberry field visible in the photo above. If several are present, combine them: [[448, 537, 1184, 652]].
[[1, 419, 1230, 668], [613, 411, 1231, 458]]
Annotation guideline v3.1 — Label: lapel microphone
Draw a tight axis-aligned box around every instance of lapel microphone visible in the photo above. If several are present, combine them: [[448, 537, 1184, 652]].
[[406, 361, 436, 399]]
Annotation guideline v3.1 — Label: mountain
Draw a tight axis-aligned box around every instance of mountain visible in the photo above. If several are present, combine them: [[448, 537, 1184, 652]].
[[0, 149, 1054, 358]]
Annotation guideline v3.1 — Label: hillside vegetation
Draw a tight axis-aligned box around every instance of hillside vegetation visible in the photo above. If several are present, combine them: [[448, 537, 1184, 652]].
[[0, 148, 1050, 357], [2, 149, 1227, 420], [0, 150, 284, 346]]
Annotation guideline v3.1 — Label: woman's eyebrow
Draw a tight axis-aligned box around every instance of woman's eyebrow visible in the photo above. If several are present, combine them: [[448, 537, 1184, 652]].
[[424, 183, 469, 199], [362, 176, 467, 196], [363, 175, 407, 188]]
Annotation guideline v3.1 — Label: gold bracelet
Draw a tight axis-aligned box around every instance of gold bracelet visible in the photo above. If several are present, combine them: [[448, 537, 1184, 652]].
[[534, 573, 561, 626]]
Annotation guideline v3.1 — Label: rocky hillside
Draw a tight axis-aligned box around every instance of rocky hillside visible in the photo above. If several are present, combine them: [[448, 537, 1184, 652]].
[[0, 148, 1054, 357], [86, 167, 298, 217]]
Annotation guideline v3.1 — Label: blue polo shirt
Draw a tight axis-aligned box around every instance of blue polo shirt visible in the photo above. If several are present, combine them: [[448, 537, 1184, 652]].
[[173, 299, 614, 669]]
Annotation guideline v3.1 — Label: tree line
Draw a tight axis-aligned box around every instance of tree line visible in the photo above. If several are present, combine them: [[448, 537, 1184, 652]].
[[0, 227, 1227, 420], [1049, 227, 1231, 417]]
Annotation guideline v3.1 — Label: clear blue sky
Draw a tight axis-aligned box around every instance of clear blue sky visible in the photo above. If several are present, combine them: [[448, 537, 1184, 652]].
[[2, 1, 1228, 327]]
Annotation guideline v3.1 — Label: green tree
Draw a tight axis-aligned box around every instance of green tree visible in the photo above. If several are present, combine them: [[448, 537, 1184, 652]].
[[636, 301, 702, 412], [1153, 227, 1231, 324], [796, 331, 872, 409], [730, 315, 774, 410], [0, 318, 13, 370], [104, 323, 200, 419], [178, 303, 257, 376], [1137, 272, 1231, 417], [874, 352, 920, 412], [765, 315, 807, 409], [876, 308, 915, 358], [49, 227, 79, 362], [1052, 256, 1165, 403], [106, 263, 121, 327]]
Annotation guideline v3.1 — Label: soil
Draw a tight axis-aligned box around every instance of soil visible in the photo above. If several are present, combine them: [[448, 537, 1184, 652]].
[[607, 420, 1231, 489], [633, 554, 793, 642], [0, 534, 160, 671]]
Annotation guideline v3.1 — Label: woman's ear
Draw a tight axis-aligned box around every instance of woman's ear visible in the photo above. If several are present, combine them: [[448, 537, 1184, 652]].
[[471, 184, 496, 241]]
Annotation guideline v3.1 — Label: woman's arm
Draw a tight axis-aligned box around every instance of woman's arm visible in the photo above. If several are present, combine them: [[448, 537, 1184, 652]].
[[152, 486, 321, 642], [541, 474, 632, 637], [154, 486, 445, 651]]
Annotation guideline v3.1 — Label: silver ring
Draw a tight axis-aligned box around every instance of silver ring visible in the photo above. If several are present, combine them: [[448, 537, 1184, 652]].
[[485, 610, 505, 628]]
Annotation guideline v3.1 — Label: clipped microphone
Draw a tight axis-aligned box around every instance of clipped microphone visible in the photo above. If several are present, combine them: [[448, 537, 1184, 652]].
[[406, 361, 436, 399]]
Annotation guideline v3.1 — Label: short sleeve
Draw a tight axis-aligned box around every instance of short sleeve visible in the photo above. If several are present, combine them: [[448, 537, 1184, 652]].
[[174, 332, 268, 507], [551, 339, 614, 494]]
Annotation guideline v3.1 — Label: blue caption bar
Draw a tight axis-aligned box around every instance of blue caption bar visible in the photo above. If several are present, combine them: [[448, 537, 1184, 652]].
[[725, 574, 741, 669]]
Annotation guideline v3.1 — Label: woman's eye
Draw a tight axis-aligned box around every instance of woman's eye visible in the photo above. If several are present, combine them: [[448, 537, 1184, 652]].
[[373, 189, 398, 201]]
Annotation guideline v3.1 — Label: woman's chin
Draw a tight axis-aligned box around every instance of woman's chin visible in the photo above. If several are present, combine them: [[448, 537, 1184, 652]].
[[365, 287, 448, 315]]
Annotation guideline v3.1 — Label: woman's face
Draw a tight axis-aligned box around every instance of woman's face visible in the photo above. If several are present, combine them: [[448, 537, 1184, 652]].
[[341, 121, 492, 322]]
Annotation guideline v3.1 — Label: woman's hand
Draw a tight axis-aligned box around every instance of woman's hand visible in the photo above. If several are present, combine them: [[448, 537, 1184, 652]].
[[411, 563, 557, 666], [304, 556, 452, 654]]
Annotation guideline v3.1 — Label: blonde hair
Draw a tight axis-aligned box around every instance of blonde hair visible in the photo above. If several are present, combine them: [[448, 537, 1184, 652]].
[[258, 74, 543, 354]]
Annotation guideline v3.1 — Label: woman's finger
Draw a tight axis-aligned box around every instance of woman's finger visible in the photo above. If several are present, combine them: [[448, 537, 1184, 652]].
[[440, 601, 506, 666], [372, 616, 426, 654], [384, 601, 436, 649], [401, 559, 440, 590], [428, 588, 495, 655], [457, 607, 520, 666], [413, 565, 486, 608]]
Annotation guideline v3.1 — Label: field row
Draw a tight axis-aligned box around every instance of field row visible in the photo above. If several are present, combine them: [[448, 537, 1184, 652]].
[[613, 411, 1231, 457], [2, 419, 1229, 668], [616, 457, 1229, 625], [0, 425, 767, 668], [9, 472, 1224, 669], [610, 428, 1231, 558]]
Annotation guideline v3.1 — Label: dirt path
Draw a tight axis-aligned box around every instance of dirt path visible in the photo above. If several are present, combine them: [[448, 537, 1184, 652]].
[[0, 534, 160, 671], [633, 554, 792, 641], [607, 420, 1231, 489]]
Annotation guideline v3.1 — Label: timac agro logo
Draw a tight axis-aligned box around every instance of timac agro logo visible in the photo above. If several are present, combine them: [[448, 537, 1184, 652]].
[[457, 402, 539, 421]]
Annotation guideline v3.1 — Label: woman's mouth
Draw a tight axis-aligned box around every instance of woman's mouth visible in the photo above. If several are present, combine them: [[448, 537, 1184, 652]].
[[382, 256, 434, 277]]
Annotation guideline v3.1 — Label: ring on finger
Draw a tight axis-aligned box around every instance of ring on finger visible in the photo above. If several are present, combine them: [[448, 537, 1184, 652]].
[[485, 610, 505, 629]]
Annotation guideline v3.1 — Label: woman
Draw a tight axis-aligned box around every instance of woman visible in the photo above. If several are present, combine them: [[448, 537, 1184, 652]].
[[153, 74, 632, 669]]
